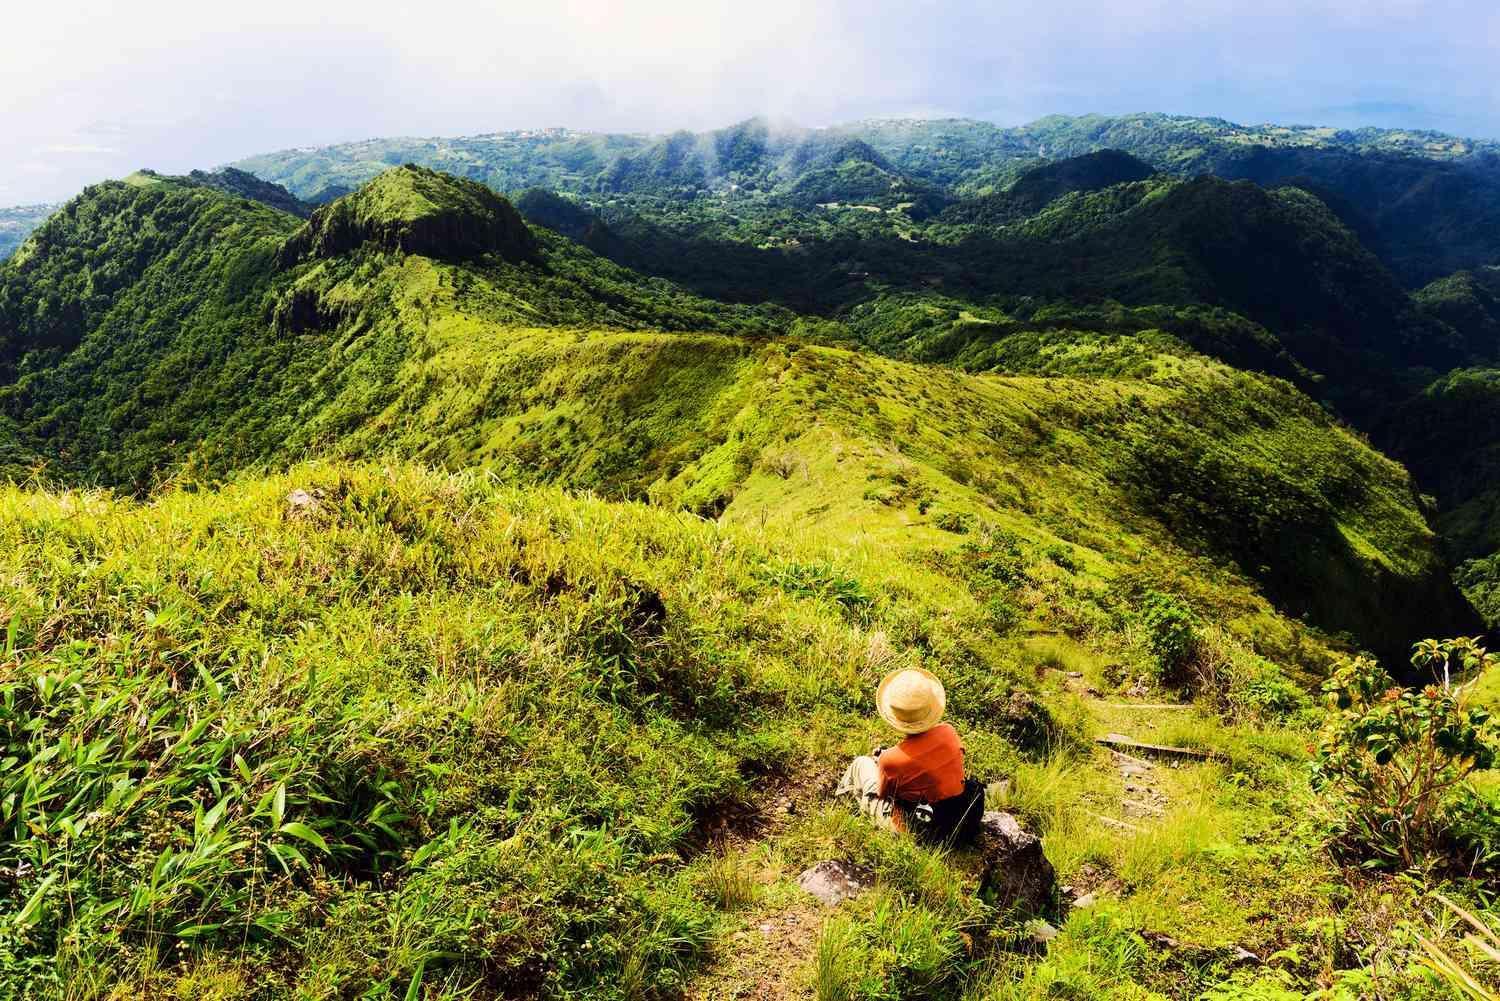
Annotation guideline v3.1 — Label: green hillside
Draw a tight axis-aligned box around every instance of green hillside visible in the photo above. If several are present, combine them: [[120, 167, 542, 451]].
[[937, 150, 1155, 227], [0, 170, 1470, 654], [0, 164, 1496, 999]]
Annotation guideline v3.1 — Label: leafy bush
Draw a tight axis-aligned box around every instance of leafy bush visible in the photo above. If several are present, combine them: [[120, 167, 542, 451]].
[[934, 510, 972, 534], [1044, 543, 1078, 572], [1315, 637, 1499, 869], [958, 524, 1030, 587], [1192, 624, 1315, 723], [1444, 786, 1500, 875], [1138, 591, 1200, 682], [985, 596, 1022, 635]]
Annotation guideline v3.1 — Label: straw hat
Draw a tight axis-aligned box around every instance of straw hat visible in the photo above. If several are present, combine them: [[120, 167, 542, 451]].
[[875, 668, 947, 734]]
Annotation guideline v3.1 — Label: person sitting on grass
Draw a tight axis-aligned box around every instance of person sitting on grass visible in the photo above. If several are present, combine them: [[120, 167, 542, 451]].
[[837, 667, 980, 842]]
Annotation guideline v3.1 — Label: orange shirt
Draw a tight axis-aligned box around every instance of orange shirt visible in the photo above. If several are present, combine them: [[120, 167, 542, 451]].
[[877, 723, 965, 803]]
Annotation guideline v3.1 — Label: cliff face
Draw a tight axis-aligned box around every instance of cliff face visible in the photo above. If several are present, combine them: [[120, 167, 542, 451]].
[[278, 164, 538, 265]]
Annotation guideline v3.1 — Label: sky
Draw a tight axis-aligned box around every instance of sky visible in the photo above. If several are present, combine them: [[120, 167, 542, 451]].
[[3, 0, 1498, 203]]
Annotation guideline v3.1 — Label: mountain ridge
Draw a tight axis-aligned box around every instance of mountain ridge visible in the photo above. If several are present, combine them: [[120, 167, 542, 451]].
[[0, 166, 1475, 658], [230, 112, 1500, 286]]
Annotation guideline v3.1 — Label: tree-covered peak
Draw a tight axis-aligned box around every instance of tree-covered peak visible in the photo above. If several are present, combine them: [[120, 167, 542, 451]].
[[1007, 149, 1154, 204], [277, 164, 537, 264], [939, 149, 1156, 226], [114, 167, 310, 217]]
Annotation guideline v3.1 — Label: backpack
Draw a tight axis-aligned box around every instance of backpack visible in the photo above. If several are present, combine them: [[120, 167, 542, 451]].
[[904, 777, 987, 847]]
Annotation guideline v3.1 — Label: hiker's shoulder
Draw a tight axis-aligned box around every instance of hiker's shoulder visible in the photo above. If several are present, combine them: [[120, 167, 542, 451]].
[[900, 722, 960, 749]]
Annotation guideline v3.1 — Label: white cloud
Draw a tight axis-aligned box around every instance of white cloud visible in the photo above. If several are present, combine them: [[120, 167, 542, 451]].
[[1, 0, 1497, 201], [36, 144, 119, 156]]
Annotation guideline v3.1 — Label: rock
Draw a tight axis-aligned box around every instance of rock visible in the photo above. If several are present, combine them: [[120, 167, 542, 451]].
[[976, 811, 1057, 917], [1071, 892, 1096, 909], [995, 690, 1055, 752], [797, 860, 874, 906], [286, 488, 323, 516], [1143, 930, 1179, 950], [1026, 919, 1059, 944]]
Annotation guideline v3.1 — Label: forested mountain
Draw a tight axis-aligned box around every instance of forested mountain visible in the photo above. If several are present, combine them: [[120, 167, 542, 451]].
[[3, 116, 1500, 999], [0, 170, 308, 265], [12, 111, 1500, 280], [236, 112, 1500, 286]]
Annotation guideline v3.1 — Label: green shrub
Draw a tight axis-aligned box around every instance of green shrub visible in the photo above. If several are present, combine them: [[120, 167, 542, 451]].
[[1443, 786, 1500, 875], [985, 596, 1022, 635], [934, 511, 972, 534], [959, 524, 1030, 586], [1044, 543, 1078, 572], [1138, 591, 1200, 681], [1315, 637, 1499, 869]]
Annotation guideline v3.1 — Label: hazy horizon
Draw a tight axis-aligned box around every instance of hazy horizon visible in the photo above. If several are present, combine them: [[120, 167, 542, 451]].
[[5, 0, 1498, 204]]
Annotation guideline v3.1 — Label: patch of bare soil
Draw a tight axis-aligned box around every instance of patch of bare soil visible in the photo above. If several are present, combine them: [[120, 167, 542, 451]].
[[690, 766, 829, 853], [684, 902, 824, 1001]]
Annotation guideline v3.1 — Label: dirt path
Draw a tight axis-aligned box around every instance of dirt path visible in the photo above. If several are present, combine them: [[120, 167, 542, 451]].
[[684, 902, 823, 1001], [684, 665, 1212, 994]]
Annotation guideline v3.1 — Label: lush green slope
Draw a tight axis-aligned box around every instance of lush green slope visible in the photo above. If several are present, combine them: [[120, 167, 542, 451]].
[[0, 169, 786, 487], [0, 168, 1472, 660], [0, 460, 1443, 1000], [937, 150, 1155, 227], [513, 169, 1445, 425], [1415, 266, 1500, 359], [183, 167, 312, 217], [511, 170, 1405, 316]]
